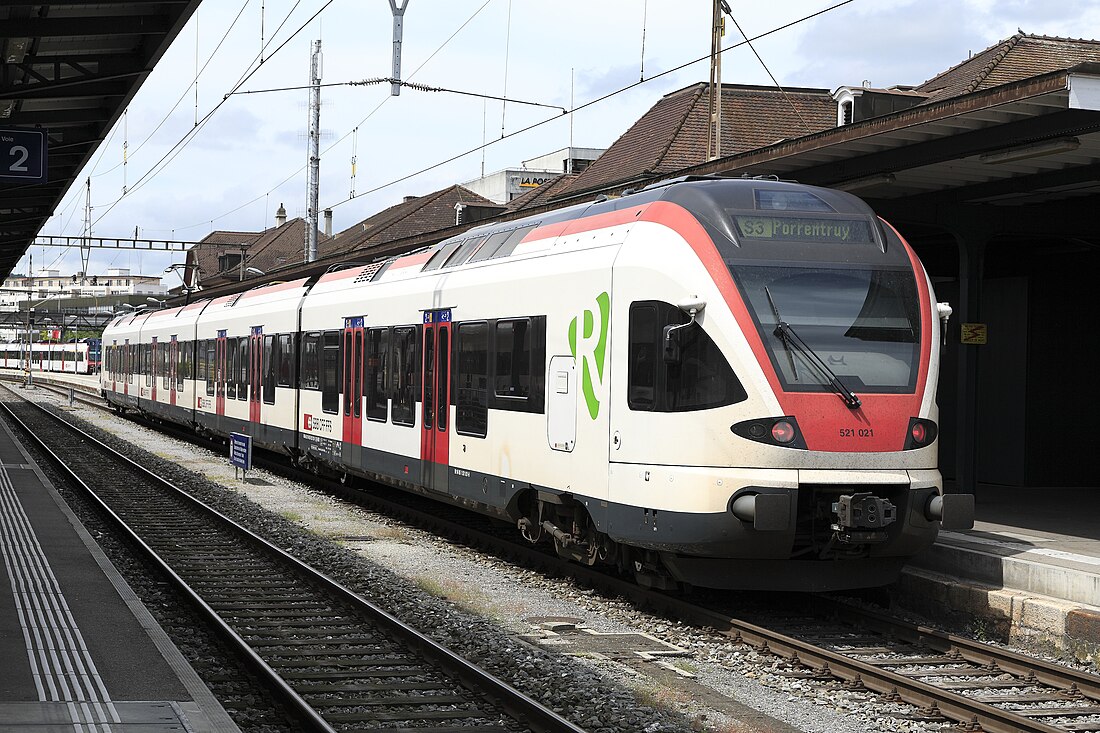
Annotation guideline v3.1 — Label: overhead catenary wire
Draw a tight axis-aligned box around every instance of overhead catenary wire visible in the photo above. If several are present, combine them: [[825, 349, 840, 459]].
[[90, 0, 335, 229], [323, 0, 857, 213], [728, 13, 808, 125], [172, 0, 494, 233]]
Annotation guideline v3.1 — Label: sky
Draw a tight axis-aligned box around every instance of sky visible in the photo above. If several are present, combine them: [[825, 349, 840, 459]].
[[21, 0, 1100, 281]]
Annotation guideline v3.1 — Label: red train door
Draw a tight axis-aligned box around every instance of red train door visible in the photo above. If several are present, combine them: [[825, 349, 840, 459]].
[[249, 327, 263, 423], [342, 317, 365, 448], [215, 330, 227, 416], [420, 309, 451, 492], [169, 337, 178, 407]]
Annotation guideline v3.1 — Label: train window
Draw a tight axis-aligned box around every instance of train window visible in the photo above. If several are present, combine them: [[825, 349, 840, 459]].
[[238, 337, 249, 401], [162, 343, 171, 391], [300, 333, 321, 390], [277, 334, 294, 387], [205, 340, 215, 396], [494, 319, 531, 399], [754, 189, 835, 213], [197, 340, 207, 381], [226, 338, 238, 399], [320, 331, 341, 414], [628, 301, 747, 412], [455, 321, 488, 438], [390, 326, 419, 427], [262, 335, 276, 404], [628, 304, 659, 410], [177, 341, 187, 390], [365, 327, 389, 422]]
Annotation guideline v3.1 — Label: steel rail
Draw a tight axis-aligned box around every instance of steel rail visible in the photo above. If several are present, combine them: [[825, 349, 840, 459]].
[[1, 388, 589, 733], [0, 391, 339, 733], [28, 371, 1100, 732]]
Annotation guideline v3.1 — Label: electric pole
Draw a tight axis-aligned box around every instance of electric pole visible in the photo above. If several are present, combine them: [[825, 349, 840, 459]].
[[305, 40, 322, 263]]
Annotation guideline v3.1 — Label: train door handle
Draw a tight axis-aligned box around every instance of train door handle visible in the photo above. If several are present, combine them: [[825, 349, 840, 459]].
[[613, 431, 621, 450]]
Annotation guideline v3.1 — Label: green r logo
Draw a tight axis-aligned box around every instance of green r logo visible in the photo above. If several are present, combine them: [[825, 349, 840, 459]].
[[568, 291, 610, 420]]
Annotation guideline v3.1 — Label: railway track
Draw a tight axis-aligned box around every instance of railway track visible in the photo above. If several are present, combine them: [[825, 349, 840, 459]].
[[17, 374, 1100, 732], [0, 386, 587, 733]]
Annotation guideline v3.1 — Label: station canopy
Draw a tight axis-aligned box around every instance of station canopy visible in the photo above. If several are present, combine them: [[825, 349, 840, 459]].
[[0, 0, 202, 279]]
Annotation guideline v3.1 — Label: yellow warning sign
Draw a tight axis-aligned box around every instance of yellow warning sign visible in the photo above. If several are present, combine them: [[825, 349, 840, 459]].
[[961, 323, 987, 345]]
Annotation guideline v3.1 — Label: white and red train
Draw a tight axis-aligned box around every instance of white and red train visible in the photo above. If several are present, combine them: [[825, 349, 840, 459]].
[[101, 177, 972, 591], [0, 339, 98, 374]]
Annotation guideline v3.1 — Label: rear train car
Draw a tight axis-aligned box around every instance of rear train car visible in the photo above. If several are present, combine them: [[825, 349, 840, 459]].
[[100, 177, 972, 591]]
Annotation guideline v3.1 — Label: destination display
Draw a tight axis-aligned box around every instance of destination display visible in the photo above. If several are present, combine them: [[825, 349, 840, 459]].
[[735, 216, 873, 244]]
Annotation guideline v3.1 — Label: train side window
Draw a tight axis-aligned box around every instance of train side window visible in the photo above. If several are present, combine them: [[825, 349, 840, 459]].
[[162, 343, 171, 391], [628, 300, 747, 412], [320, 330, 340, 414], [489, 316, 546, 413], [238, 337, 249, 401], [177, 341, 188, 390], [455, 321, 488, 437], [365, 327, 389, 421], [205, 340, 215, 396], [628, 304, 659, 410], [390, 326, 418, 427], [300, 333, 321, 390], [226, 338, 238, 399], [262, 335, 276, 404], [276, 334, 294, 387], [197, 340, 207, 382]]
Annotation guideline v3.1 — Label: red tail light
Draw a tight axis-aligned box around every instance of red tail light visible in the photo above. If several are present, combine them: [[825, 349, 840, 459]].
[[904, 418, 937, 450], [771, 421, 796, 444]]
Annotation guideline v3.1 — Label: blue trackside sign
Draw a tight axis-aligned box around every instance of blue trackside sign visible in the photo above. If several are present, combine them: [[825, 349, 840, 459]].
[[229, 432, 252, 474], [1, 128, 48, 183]]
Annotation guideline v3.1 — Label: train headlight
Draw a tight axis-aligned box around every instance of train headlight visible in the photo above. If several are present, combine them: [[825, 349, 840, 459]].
[[732, 417, 807, 449], [904, 418, 937, 450]]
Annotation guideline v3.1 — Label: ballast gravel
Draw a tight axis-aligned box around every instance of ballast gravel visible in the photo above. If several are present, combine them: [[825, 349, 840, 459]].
[[38, 389, 956, 733]]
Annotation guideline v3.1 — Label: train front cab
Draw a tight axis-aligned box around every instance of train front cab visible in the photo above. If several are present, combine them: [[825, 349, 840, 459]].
[[603, 180, 973, 591]]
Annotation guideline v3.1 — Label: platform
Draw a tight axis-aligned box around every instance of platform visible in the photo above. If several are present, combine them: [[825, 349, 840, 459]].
[[0, 415, 240, 731], [901, 486, 1100, 660]]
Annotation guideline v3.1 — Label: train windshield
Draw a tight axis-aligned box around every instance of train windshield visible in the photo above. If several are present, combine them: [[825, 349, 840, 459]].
[[733, 264, 921, 393]]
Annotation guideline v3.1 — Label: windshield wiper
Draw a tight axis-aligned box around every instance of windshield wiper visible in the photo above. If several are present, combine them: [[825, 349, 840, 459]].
[[764, 286, 862, 410]]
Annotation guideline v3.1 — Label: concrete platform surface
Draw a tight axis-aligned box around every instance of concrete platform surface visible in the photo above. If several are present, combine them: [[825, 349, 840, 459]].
[[0, 416, 239, 732], [902, 485, 1100, 663]]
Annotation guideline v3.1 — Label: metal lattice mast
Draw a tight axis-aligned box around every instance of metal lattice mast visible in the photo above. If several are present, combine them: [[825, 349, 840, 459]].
[[305, 39, 322, 263]]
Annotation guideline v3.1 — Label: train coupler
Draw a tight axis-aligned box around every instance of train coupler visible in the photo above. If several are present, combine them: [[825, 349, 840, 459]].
[[830, 492, 896, 545]]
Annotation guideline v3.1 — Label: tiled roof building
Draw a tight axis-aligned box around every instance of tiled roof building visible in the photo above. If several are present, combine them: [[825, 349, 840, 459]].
[[915, 33, 1100, 105], [558, 83, 836, 197], [323, 185, 502, 260]]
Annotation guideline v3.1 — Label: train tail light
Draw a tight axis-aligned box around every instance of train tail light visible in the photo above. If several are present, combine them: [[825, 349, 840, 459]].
[[732, 416, 807, 449], [904, 418, 938, 450]]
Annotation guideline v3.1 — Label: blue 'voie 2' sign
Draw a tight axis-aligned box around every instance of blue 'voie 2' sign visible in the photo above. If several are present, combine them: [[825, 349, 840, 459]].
[[1, 128, 47, 183]]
